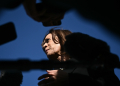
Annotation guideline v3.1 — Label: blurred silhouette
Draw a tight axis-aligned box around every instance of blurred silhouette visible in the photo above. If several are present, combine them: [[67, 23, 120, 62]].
[[19, 0, 120, 37], [0, 22, 17, 45], [0, 0, 120, 38], [64, 32, 120, 69], [64, 32, 120, 86], [41, 0, 120, 38], [36, 3, 65, 26], [0, 59, 71, 71], [0, 70, 23, 86], [23, 0, 65, 26], [0, 0, 24, 9], [0, 58, 119, 86]]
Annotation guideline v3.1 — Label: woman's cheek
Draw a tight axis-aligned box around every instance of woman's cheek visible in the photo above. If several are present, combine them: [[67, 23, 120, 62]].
[[55, 44, 61, 54]]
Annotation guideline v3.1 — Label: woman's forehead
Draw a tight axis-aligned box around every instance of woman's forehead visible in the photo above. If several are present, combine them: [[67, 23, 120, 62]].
[[45, 33, 52, 39], [43, 33, 52, 42], [43, 33, 59, 42]]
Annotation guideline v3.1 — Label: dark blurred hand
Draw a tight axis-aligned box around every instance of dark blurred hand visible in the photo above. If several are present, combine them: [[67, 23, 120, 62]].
[[36, 3, 65, 26], [38, 70, 68, 86], [23, 0, 65, 26]]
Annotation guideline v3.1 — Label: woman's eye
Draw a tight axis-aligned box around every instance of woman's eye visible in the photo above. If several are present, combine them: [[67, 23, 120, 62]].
[[46, 39, 50, 43]]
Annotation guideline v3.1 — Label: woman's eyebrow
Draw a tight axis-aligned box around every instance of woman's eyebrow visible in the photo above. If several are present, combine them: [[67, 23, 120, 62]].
[[43, 38, 51, 43], [45, 38, 50, 40]]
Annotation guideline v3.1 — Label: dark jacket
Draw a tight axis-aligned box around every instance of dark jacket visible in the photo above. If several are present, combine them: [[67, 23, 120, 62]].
[[62, 58, 120, 86]]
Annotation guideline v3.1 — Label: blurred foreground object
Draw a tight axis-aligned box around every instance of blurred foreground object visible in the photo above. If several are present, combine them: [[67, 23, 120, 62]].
[[0, 22, 17, 45], [36, 3, 65, 26], [0, 70, 23, 86], [64, 32, 120, 85], [0, 58, 119, 71], [23, 0, 65, 26], [0, 0, 24, 9], [0, 59, 79, 71], [1, 0, 120, 36], [41, 0, 120, 37], [64, 32, 120, 69]]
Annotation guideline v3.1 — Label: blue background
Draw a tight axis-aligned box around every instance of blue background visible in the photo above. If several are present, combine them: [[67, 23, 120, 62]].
[[0, 1, 120, 86]]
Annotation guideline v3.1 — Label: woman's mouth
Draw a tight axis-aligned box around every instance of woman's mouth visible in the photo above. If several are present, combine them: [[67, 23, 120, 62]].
[[45, 49, 49, 53]]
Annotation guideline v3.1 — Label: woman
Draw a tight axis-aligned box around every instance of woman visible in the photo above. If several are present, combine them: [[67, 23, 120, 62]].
[[38, 28, 120, 86], [38, 28, 72, 86]]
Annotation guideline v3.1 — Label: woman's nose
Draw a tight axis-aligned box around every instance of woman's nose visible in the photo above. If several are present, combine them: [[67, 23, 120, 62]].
[[43, 43, 48, 48]]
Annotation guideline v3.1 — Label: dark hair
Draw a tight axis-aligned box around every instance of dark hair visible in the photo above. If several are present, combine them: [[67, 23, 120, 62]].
[[42, 27, 72, 55]]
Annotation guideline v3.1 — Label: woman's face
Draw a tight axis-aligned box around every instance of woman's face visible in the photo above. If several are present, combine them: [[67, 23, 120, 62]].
[[42, 33, 61, 60]]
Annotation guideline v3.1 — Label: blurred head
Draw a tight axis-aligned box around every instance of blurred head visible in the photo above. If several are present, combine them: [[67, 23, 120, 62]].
[[64, 32, 110, 61], [42, 28, 72, 61], [64, 32, 120, 68]]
